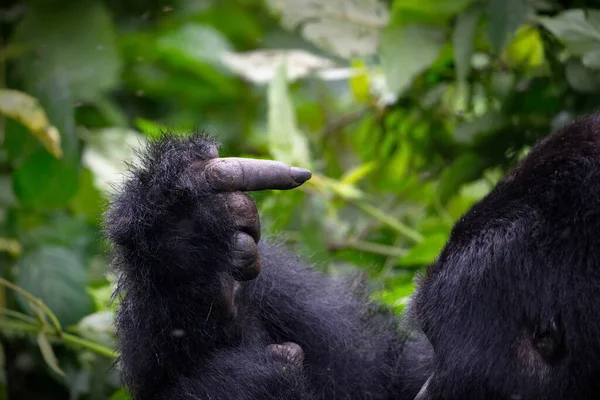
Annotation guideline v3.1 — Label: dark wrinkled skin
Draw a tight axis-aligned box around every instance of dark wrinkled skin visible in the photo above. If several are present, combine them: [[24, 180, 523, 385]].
[[105, 115, 600, 400]]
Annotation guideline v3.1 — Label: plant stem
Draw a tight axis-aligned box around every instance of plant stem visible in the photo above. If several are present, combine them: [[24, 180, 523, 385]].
[[0, 278, 63, 335], [1, 320, 117, 359]]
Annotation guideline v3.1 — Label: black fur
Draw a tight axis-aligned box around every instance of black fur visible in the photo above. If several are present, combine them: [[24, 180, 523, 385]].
[[105, 115, 600, 400]]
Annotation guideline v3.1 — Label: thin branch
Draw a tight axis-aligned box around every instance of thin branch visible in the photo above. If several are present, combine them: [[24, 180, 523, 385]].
[[0, 278, 63, 336], [350, 201, 424, 243], [327, 239, 407, 257], [320, 108, 369, 137], [1, 320, 117, 359]]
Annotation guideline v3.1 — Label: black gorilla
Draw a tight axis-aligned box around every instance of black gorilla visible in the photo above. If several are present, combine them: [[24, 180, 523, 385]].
[[105, 114, 600, 400]]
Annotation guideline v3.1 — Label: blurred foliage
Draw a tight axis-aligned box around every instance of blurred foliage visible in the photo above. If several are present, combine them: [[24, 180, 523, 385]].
[[1, 0, 600, 398]]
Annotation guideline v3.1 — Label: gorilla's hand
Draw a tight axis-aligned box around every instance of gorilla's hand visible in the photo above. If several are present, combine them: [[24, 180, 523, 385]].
[[105, 133, 311, 283], [191, 154, 312, 281]]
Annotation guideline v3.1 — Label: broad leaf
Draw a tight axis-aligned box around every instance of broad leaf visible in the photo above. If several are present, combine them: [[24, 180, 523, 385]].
[[539, 9, 600, 57], [12, 1, 121, 102], [399, 233, 448, 267], [0, 89, 62, 158], [487, 0, 531, 53], [158, 23, 233, 68], [16, 246, 93, 326], [437, 153, 482, 205], [380, 23, 445, 94], [265, 0, 389, 58], [222, 49, 337, 84], [393, 0, 474, 19], [13, 148, 79, 210], [565, 59, 600, 93], [82, 128, 146, 193]]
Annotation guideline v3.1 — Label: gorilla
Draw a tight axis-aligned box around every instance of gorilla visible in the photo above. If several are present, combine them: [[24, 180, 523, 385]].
[[104, 114, 600, 400]]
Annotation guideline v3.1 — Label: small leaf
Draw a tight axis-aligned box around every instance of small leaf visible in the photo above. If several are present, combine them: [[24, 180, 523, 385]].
[[341, 161, 377, 185], [267, 65, 313, 168], [454, 111, 507, 143], [0, 238, 22, 257], [76, 311, 115, 348], [503, 25, 545, 68], [37, 332, 65, 377], [393, 0, 475, 19], [82, 128, 146, 193], [437, 153, 483, 205], [349, 60, 371, 103], [374, 282, 416, 313], [380, 23, 445, 95], [399, 233, 448, 267], [487, 0, 531, 53], [0, 89, 62, 158], [110, 388, 132, 400], [538, 9, 600, 56]]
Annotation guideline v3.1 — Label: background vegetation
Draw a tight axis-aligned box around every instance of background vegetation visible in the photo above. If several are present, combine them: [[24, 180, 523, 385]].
[[1, 0, 600, 398]]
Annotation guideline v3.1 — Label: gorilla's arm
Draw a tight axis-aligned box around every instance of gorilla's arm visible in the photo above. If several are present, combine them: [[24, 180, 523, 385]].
[[104, 134, 426, 399]]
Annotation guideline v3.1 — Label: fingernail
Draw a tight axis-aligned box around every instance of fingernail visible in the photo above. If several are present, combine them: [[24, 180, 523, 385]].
[[291, 167, 312, 184]]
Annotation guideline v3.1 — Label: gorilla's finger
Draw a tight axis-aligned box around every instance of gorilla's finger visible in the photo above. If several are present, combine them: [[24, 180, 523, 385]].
[[229, 232, 261, 281], [204, 158, 312, 192], [225, 192, 261, 242], [267, 342, 304, 369]]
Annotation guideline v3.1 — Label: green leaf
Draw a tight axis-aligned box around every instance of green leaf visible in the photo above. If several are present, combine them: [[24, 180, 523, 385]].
[[12, 0, 121, 102], [157, 23, 233, 68], [453, 7, 482, 83], [110, 389, 132, 400], [76, 311, 115, 348], [15, 246, 92, 326], [349, 60, 371, 103], [37, 332, 65, 377], [398, 233, 448, 267], [487, 0, 531, 53], [20, 215, 96, 255], [70, 168, 105, 224], [380, 23, 445, 94], [0, 89, 62, 158], [82, 128, 146, 193], [265, 0, 389, 58], [19, 62, 78, 160], [538, 9, 600, 57], [0, 238, 22, 257], [374, 282, 416, 313], [453, 111, 507, 143], [582, 49, 600, 69], [13, 148, 79, 210], [504, 25, 545, 68], [437, 153, 482, 205], [267, 65, 313, 168], [565, 59, 600, 93], [394, 0, 474, 19]]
